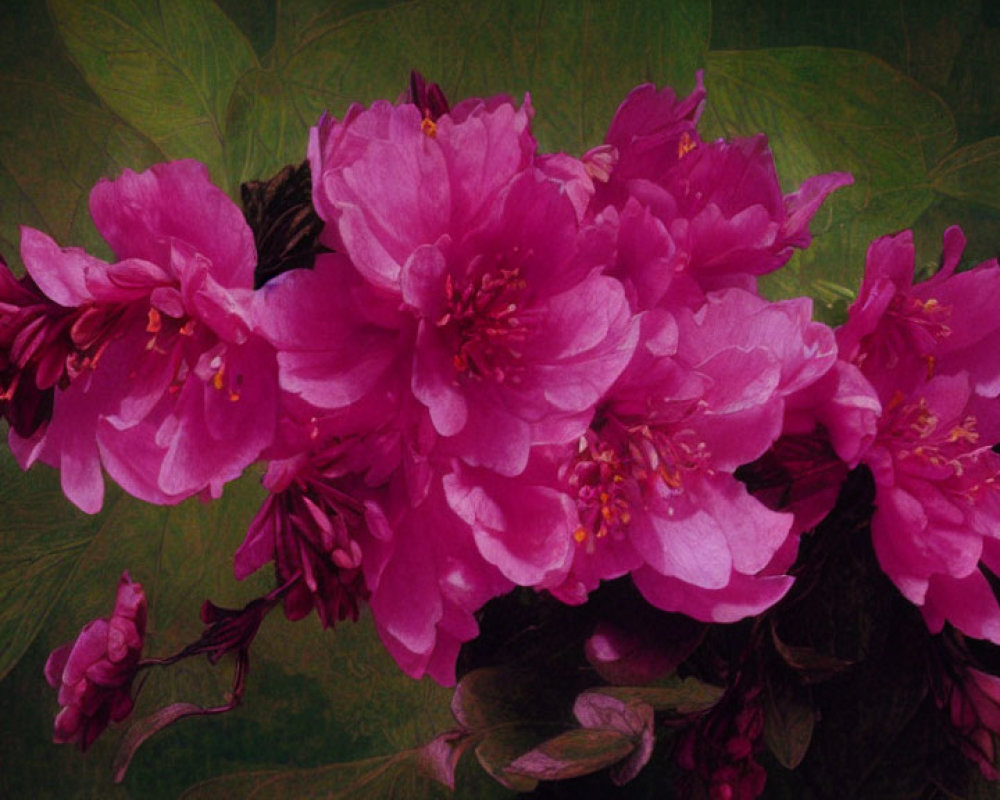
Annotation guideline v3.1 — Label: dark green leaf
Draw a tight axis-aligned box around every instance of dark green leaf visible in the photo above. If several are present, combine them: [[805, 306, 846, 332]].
[[507, 727, 635, 782], [475, 726, 545, 793], [770, 621, 854, 683], [452, 666, 571, 731], [592, 675, 724, 715], [113, 702, 205, 783], [0, 452, 111, 681], [930, 138, 1000, 210], [225, 0, 711, 186], [762, 679, 816, 771], [177, 751, 452, 800], [47, 0, 258, 193]]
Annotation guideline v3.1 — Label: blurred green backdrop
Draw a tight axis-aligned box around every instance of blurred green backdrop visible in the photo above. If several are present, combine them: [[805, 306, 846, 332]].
[[0, 1, 998, 797]]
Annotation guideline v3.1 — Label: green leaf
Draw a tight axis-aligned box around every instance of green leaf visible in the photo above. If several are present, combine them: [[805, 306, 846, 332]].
[[0, 1, 164, 272], [47, 0, 258, 193], [0, 453, 110, 681], [762, 679, 816, 771], [930, 137, 1000, 210], [452, 666, 573, 731], [592, 676, 724, 715], [770, 621, 854, 684], [703, 47, 955, 321], [225, 0, 711, 186], [709, 0, 989, 151], [474, 726, 544, 793], [507, 727, 635, 782], [177, 751, 452, 800]]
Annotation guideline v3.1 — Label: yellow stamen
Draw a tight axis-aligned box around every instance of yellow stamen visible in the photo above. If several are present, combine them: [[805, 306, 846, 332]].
[[421, 117, 437, 138], [678, 132, 697, 158]]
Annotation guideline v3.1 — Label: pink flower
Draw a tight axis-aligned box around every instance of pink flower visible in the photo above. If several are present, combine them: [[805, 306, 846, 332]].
[[548, 289, 838, 621], [44, 572, 146, 750], [864, 373, 1000, 642], [363, 478, 513, 685], [301, 94, 637, 477], [9, 160, 278, 512], [736, 360, 882, 572], [839, 227, 1000, 401], [839, 227, 1000, 643], [587, 77, 852, 293]]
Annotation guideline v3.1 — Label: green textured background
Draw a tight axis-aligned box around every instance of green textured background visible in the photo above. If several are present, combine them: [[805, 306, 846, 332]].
[[0, 1, 998, 797]]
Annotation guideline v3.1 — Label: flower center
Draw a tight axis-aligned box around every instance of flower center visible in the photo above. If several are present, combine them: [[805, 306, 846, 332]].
[[884, 391, 979, 476], [677, 132, 698, 159], [569, 433, 632, 551], [568, 422, 711, 549], [859, 294, 952, 377], [439, 267, 531, 382]]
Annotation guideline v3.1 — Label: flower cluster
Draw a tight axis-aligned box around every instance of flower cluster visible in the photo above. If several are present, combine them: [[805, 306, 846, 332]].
[[9, 72, 1000, 794]]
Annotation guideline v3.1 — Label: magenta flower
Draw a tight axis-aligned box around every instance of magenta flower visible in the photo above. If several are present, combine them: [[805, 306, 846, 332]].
[[546, 289, 838, 621], [838, 227, 1000, 643], [864, 373, 1000, 642], [8, 160, 278, 512], [300, 92, 637, 477], [737, 360, 882, 573], [363, 478, 513, 685], [838, 226, 1000, 400], [586, 77, 852, 293], [44, 572, 146, 750]]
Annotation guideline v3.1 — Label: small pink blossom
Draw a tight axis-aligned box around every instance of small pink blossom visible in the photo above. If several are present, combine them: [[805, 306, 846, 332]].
[[44, 572, 146, 750], [0, 263, 71, 436]]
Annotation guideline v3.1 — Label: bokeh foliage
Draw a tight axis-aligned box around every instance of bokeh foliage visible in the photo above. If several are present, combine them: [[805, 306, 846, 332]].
[[1, 1, 998, 797]]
